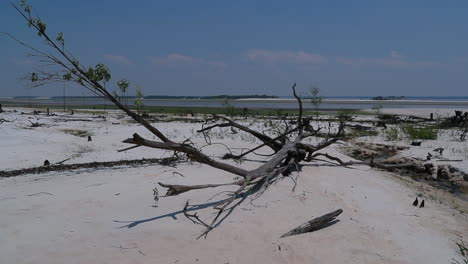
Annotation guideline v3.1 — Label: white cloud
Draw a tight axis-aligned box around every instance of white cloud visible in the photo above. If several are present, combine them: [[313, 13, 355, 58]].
[[103, 54, 132, 65], [148, 53, 227, 70], [336, 52, 441, 70], [390, 50, 404, 59], [245, 49, 328, 65]]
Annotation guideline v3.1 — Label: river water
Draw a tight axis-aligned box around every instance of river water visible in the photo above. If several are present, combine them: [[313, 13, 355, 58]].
[[1, 96, 468, 110]]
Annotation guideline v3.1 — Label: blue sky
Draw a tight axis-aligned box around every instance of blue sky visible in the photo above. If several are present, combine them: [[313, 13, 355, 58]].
[[1, 0, 468, 97]]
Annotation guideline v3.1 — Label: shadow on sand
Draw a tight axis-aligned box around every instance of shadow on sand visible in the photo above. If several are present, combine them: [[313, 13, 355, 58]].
[[113, 183, 264, 230]]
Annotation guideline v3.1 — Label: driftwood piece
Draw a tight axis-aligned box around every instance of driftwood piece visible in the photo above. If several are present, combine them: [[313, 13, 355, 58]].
[[280, 209, 343, 238], [29, 120, 43, 127], [346, 124, 372, 131], [0, 118, 14, 125], [54, 157, 71, 165], [0, 157, 181, 178]]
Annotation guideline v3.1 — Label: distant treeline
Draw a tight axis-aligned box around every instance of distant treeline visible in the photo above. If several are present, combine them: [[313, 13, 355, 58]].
[[41, 94, 278, 100], [144, 94, 277, 99], [372, 96, 406, 100]]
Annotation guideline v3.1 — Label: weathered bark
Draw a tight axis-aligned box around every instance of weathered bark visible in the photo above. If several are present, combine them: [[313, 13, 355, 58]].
[[123, 133, 249, 177], [159, 181, 243, 196], [250, 141, 298, 177], [280, 209, 343, 238]]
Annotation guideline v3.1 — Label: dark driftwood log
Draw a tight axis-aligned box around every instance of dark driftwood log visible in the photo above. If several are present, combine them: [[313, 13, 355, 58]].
[[0, 157, 178, 178], [280, 209, 343, 238]]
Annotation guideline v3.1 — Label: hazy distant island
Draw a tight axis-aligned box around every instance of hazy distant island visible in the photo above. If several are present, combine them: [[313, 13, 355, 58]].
[[44, 94, 279, 100], [372, 96, 406, 100]]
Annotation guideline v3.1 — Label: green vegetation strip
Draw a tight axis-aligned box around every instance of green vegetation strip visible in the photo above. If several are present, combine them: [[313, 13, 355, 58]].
[[0, 102, 350, 116]]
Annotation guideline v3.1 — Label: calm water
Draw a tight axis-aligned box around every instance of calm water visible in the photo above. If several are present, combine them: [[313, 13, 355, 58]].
[[1, 96, 468, 110]]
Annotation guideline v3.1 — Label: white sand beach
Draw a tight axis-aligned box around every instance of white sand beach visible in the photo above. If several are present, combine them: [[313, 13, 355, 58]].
[[1, 107, 467, 264]]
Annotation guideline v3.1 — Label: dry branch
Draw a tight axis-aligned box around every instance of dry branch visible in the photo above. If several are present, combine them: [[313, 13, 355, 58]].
[[28, 120, 43, 127], [291, 83, 303, 135], [0, 118, 15, 125], [123, 133, 249, 177], [159, 181, 243, 196], [198, 115, 284, 151], [222, 127, 299, 160]]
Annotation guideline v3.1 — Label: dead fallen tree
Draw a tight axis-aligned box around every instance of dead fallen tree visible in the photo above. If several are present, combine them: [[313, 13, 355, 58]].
[[331, 142, 468, 194], [121, 86, 346, 238], [0, 157, 181, 178]]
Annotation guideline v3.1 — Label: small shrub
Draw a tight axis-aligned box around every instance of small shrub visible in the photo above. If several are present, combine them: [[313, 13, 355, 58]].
[[372, 104, 382, 115], [310, 86, 322, 113], [400, 125, 438, 140], [222, 99, 237, 116], [384, 127, 400, 141], [346, 128, 379, 139], [337, 112, 353, 122]]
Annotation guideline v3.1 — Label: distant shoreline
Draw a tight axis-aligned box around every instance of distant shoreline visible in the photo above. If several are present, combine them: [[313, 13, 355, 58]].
[[235, 98, 468, 106], [2, 97, 468, 108]]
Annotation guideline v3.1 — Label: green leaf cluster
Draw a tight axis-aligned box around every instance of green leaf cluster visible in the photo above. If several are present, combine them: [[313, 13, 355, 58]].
[[134, 85, 144, 114], [117, 79, 130, 93], [56, 32, 64, 46], [30, 72, 38, 82], [20, 0, 31, 13], [86, 64, 111, 83]]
